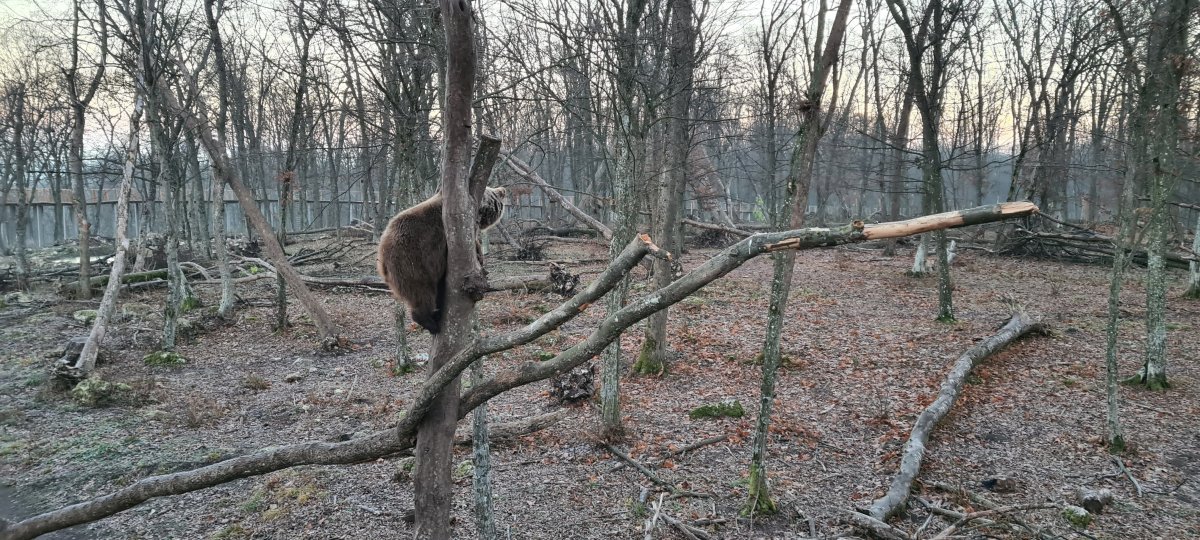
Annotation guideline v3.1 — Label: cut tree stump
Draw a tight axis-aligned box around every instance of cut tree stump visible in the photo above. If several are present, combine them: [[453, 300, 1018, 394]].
[[864, 311, 1044, 521]]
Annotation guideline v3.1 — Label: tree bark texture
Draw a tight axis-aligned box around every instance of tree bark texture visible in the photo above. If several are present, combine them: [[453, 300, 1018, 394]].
[[413, 3, 488, 534], [866, 311, 1043, 520], [635, 0, 696, 375], [1136, 0, 1193, 390], [66, 0, 107, 299]]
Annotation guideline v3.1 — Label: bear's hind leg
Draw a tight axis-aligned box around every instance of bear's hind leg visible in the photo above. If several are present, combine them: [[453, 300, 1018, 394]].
[[408, 292, 441, 334]]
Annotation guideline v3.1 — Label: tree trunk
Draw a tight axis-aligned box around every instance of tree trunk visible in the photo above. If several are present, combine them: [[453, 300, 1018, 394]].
[[635, 0, 695, 375], [1186, 211, 1200, 299], [9, 84, 30, 291], [599, 0, 648, 440], [413, 2, 492, 530], [470, 357, 497, 540], [745, 0, 854, 516], [1130, 0, 1192, 390], [147, 97, 185, 352], [60, 97, 144, 378]]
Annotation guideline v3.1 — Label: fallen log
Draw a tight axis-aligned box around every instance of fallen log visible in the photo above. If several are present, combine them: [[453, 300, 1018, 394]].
[[683, 218, 752, 238], [503, 154, 614, 241], [865, 311, 1044, 521], [57, 269, 170, 297], [453, 409, 569, 446]]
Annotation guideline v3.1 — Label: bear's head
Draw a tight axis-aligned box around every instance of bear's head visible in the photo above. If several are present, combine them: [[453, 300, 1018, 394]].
[[479, 186, 506, 229]]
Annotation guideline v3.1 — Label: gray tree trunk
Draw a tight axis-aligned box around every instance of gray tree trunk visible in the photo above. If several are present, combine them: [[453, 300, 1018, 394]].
[[634, 0, 696, 375], [745, 0, 854, 516], [65, 97, 144, 378], [599, 0, 649, 439]]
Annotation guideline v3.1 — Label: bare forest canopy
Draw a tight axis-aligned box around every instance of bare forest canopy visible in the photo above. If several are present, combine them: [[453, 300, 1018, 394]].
[[0, 0, 1196, 253]]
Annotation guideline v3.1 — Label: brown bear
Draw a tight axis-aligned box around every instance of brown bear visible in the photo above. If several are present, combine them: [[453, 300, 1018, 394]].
[[377, 186, 506, 334]]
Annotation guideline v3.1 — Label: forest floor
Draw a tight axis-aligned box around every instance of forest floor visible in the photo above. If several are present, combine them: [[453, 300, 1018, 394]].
[[1, 234, 1198, 539]]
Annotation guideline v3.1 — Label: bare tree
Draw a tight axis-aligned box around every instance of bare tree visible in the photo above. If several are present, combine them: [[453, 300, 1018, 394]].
[[745, 0, 854, 517], [64, 0, 108, 299], [634, 0, 698, 375]]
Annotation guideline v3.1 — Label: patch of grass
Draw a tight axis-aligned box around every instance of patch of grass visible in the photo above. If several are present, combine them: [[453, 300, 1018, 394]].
[[143, 351, 187, 367], [261, 505, 286, 521], [689, 400, 744, 420], [628, 498, 648, 519], [178, 396, 225, 428], [241, 373, 270, 391], [240, 490, 267, 513], [0, 408, 24, 426], [453, 459, 474, 481], [0, 440, 27, 458], [391, 361, 417, 376], [210, 524, 251, 539]]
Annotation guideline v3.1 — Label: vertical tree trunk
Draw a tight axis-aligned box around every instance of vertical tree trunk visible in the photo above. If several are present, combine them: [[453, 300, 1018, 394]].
[[146, 100, 184, 352], [599, 0, 649, 439], [1186, 211, 1200, 299], [885, 82, 915, 257], [744, 0, 853, 516], [69, 97, 144, 377], [9, 84, 30, 292], [1131, 0, 1192, 390], [470, 356, 497, 540], [66, 0, 107, 299], [51, 151, 65, 245], [413, 2, 492, 531], [187, 136, 211, 258], [634, 0, 696, 376]]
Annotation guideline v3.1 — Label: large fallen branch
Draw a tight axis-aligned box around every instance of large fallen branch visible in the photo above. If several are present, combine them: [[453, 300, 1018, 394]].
[[453, 409, 570, 446], [503, 154, 614, 241], [865, 311, 1044, 521], [683, 218, 753, 238], [0, 202, 1036, 540]]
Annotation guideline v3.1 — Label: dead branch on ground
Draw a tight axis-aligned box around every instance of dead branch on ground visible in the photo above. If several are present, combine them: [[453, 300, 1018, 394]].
[[503, 154, 614, 241], [866, 311, 1044, 521]]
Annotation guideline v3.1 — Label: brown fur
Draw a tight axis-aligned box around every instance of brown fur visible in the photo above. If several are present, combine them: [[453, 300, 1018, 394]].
[[377, 187, 506, 334]]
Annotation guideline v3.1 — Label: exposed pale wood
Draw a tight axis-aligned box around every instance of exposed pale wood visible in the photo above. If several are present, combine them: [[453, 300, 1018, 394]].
[[866, 312, 1044, 521], [504, 154, 614, 241], [861, 202, 1038, 240]]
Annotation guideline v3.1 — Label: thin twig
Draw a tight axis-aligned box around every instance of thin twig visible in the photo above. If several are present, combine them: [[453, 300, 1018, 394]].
[[1113, 456, 1143, 497]]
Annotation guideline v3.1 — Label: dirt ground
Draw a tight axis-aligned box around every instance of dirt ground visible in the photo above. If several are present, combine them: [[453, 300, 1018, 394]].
[[1, 236, 1198, 539]]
